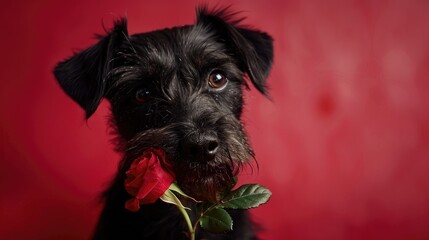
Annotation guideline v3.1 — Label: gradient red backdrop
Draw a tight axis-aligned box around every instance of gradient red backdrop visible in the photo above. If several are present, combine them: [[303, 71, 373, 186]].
[[1, 0, 429, 239]]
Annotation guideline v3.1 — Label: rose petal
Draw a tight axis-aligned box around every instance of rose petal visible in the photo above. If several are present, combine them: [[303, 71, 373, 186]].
[[124, 172, 146, 196], [135, 179, 158, 200], [125, 198, 141, 212], [138, 181, 172, 204], [124, 148, 176, 210]]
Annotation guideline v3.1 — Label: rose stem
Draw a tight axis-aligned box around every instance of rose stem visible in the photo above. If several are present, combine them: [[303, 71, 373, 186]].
[[175, 203, 195, 240]]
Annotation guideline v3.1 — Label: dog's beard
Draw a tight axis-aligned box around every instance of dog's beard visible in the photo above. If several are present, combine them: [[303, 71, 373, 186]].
[[176, 160, 237, 203], [120, 120, 254, 203]]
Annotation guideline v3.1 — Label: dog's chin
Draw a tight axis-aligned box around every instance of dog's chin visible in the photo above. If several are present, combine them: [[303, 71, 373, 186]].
[[178, 176, 236, 203], [175, 162, 238, 203]]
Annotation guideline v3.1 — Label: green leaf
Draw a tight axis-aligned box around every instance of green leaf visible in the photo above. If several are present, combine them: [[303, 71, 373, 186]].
[[160, 189, 190, 211], [200, 208, 233, 233], [168, 182, 200, 202], [219, 184, 272, 209]]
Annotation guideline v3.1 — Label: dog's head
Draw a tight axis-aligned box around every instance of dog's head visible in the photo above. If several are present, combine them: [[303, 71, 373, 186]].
[[54, 6, 273, 202]]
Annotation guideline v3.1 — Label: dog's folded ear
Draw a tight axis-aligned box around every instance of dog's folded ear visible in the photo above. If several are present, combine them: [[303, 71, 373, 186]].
[[54, 19, 128, 118], [196, 6, 274, 95]]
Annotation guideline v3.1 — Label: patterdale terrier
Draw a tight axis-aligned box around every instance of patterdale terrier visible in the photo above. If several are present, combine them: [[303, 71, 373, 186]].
[[54, 6, 273, 240]]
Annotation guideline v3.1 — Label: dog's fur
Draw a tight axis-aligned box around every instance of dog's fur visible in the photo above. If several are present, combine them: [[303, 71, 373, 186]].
[[54, 6, 273, 240]]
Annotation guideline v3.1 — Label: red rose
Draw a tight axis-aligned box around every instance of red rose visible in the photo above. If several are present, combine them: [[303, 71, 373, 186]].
[[124, 148, 175, 212]]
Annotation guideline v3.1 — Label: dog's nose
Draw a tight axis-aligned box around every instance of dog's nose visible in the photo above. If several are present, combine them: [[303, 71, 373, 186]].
[[205, 136, 219, 155], [183, 134, 219, 161]]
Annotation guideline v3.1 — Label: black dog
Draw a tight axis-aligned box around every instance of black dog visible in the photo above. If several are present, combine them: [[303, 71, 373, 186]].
[[54, 6, 273, 240]]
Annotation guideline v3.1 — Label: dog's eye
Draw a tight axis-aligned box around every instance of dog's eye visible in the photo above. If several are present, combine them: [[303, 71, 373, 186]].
[[208, 71, 228, 90], [135, 88, 150, 103]]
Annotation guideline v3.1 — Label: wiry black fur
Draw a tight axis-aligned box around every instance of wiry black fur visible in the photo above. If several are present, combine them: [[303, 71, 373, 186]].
[[54, 5, 273, 240]]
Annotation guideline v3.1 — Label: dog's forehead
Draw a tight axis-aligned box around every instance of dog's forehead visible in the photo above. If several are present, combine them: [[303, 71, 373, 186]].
[[129, 25, 232, 76]]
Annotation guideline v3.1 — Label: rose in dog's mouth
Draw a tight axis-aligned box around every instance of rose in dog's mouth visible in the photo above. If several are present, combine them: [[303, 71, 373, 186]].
[[124, 148, 175, 211], [122, 148, 272, 237], [124, 147, 240, 206]]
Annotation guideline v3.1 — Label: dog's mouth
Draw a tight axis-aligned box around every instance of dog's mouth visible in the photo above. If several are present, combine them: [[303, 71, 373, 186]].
[[121, 123, 254, 203]]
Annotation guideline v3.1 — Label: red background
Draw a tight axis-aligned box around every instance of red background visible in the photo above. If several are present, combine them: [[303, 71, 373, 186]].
[[1, 0, 429, 239]]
